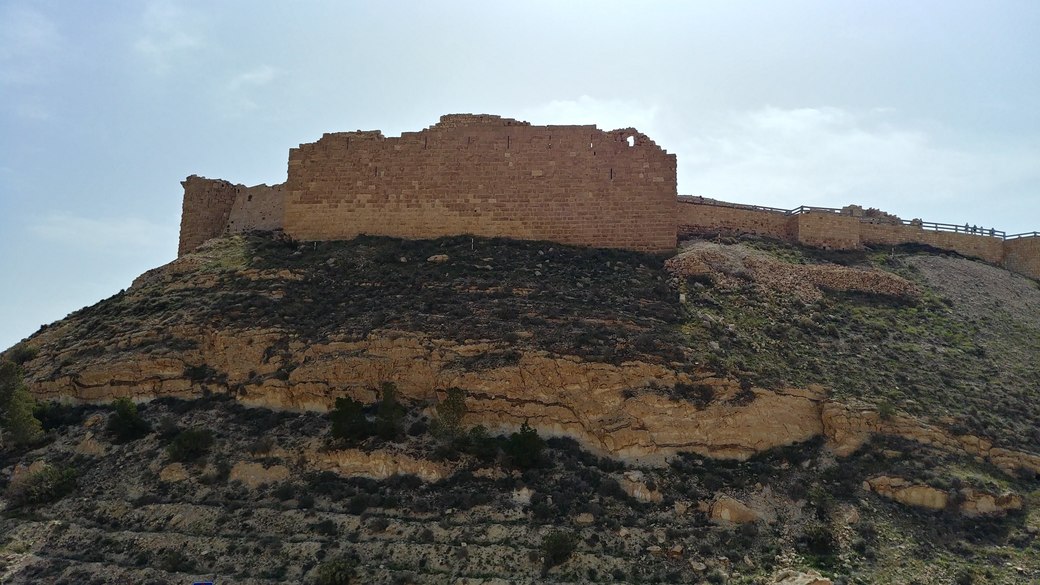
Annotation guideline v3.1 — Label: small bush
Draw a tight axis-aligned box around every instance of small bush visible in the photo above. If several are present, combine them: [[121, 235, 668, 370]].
[[374, 382, 404, 441], [878, 401, 896, 421], [106, 397, 152, 443], [166, 427, 214, 462], [5, 464, 77, 508], [431, 387, 467, 439], [329, 397, 371, 443], [32, 401, 86, 431], [159, 549, 195, 573], [0, 360, 42, 446], [6, 344, 38, 366], [505, 421, 544, 469], [541, 530, 578, 572], [315, 557, 356, 585]]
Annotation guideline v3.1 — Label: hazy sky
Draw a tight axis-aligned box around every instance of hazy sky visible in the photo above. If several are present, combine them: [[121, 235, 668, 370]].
[[2, 1, 1039, 350]]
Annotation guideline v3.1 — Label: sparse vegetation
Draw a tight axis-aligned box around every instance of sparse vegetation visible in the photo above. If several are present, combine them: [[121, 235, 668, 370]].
[[0, 359, 42, 446], [431, 387, 467, 439], [540, 530, 578, 572], [315, 557, 356, 585], [505, 421, 545, 469], [106, 397, 151, 443], [166, 427, 215, 462], [5, 463, 77, 508]]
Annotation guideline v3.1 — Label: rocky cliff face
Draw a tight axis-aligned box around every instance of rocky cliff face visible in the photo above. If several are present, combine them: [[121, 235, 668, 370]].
[[4, 233, 1040, 584]]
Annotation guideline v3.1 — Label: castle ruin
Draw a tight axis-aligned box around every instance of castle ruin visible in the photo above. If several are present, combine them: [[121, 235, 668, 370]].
[[178, 114, 1040, 279]]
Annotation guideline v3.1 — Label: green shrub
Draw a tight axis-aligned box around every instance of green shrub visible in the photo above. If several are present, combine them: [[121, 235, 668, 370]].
[[6, 344, 38, 366], [541, 530, 578, 572], [106, 397, 151, 443], [0, 360, 42, 446], [166, 427, 214, 462], [431, 387, 466, 439], [505, 421, 544, 469], [315, 557, 356, 585], [5, 464, 77, 508], [374, 382, 404, 440], [459, 425, 499, 461], [330, 397, 370, 443], [878, 400, 896, 421], [158, 549, 195, 573]]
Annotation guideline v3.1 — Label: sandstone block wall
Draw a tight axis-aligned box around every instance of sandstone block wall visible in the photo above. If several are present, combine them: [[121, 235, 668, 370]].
[[675, 199, 1040, 279], [676, 198, 791, 240], [1004, 237, 1040, 279], [791, 213, 864, 250], [859, 222, 1006, 264], [283, 114, 678, 253], [178, 176, 286, 256], [227, 182, 286, 235]]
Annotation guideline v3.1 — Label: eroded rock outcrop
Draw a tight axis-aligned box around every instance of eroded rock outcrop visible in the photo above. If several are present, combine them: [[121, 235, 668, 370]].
[[823, 401, 1040, 477], [865, 476, 1023, 516], [26, 329, 826, 464]]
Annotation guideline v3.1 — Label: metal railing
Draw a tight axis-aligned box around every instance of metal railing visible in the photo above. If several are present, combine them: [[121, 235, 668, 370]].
[[1006, 231, 1040, 241], [678, 196, 1036, 241]]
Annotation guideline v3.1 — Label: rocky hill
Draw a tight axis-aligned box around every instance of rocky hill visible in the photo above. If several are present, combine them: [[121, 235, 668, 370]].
[[1, 232, 1039, 584]]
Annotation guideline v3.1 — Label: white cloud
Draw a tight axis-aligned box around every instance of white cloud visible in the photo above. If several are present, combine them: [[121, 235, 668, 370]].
[[133, 0, 204, 74], [227, 65, 277, 92], [519, 96, 661, 135], [674, 106, 1040, 224], [0, 4, 62, 85], [219, 65, 279, 115], [28, 214, 178, 255]]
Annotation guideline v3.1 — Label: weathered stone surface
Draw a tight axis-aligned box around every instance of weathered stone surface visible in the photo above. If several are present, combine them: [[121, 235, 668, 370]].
[[959, 489, 1023, 517], [74, 433, 105, 457], [159, 463, 190, 483], [306, 447, 450, 483], [822, 401, 1040, 477], [771, 569, 833, 585], [709, 496, 760, 524], [666, 242, 920, 302], [27, 329, 826, 465], [229, 461, 290, 489], [866, 476, 1023, 517]]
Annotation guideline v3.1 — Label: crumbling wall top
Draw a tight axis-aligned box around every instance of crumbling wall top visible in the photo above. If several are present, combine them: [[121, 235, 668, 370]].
[[433, 113, 531, 128]]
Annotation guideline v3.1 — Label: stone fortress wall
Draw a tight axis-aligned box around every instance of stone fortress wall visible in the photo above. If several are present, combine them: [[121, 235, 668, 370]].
[[178, 114, 1040, 279], [283, 114, 677, 252], [676, 196, 1039, 278], [178, 176, 285, 256]]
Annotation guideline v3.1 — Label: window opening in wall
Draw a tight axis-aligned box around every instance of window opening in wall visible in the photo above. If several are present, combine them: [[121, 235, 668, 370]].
[[424, 135, 428, 149], [626, 135, 635, 147], [507, 136, 510, 149], [247, 195, 253, 202], [610, 168, 614, 180]]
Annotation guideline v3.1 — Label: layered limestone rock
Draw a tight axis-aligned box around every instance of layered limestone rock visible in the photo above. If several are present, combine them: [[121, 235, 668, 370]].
[[864, 476, 948, 510], [23, 323, 1040, 474], [26, 329, 826, 464], [709, 496, 761, 524], [306, 447, 451, 483], [771, 570, 833, 585], [865, 476, 1023, 516], [822, 401, 1040, 477]]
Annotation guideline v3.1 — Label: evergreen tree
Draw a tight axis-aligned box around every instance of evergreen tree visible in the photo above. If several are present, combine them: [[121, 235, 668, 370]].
[[0, 360, 43, 447]]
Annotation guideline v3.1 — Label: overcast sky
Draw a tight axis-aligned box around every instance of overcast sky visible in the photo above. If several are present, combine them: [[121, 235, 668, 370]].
[[2, 0, 1039, 350]]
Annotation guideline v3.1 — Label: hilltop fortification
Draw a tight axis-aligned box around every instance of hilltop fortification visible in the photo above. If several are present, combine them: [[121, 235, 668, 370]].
[[179, 113, 1040, 278]]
